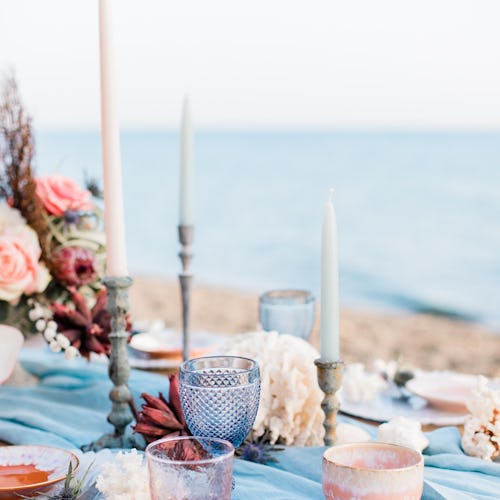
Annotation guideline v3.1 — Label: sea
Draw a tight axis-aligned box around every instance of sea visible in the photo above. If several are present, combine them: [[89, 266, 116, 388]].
[[35, 131, 500, 329]]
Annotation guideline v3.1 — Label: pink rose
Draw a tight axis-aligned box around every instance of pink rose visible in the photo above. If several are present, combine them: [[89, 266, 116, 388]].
[[0, 229, 50, 303], [35, 175, 92, 216]]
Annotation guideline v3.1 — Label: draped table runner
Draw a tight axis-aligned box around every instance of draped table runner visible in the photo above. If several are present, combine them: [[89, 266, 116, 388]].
[[0, 349, 499, 499]]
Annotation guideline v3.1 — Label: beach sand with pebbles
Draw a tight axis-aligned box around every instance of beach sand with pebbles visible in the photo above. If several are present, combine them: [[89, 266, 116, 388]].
[[131, 277, 500, 377]]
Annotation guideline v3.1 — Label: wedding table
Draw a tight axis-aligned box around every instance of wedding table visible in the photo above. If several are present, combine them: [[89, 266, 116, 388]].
[[1, 349, 499, 499]]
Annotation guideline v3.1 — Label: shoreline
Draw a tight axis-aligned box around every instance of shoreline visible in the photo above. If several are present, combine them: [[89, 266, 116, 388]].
[[131, 277, 500, 377]]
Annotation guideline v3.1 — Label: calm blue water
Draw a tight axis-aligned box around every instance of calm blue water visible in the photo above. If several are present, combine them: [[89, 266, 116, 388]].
[[35, 131, 500, 328]]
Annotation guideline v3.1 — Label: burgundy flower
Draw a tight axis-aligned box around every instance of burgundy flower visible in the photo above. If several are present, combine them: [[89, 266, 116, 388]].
[[51, 287, 130, 358], [133, 374, 190, 443], [51, 246, 97, 287]]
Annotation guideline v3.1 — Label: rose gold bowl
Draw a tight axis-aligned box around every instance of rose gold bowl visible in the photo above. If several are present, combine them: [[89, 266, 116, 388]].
[[323, 442, 424, 500]]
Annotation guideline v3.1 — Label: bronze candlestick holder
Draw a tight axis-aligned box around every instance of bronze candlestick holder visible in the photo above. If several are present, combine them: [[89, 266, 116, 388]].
[[315, 358, 344, 446], [82, 276, 142, 451], [178, 225, 194, 361]]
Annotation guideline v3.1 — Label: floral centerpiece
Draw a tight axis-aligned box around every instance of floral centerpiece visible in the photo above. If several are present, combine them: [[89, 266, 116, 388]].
[[0, 76, 115, 359], [134, 331, 324, 461]]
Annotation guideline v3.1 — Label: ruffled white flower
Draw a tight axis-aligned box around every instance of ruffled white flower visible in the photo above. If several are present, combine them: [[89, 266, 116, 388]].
[[342, 363, 387, 403], [222, 331, 324, 446], [96, 449, 150, 500], [335, 423, 372, 445], [462, 376, 500, 461], [376, 417, 429, 452]]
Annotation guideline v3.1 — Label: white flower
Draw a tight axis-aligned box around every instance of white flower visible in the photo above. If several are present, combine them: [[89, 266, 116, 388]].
[[96, 449, 150, 500], [376, 417, 429, 452], [461, 376, 500, 461], [47, 320, 58, 330], [43, 328, 57, 341], [222, 331, 324, 446], [29, 306, 44, 321], [335, 423, 372, 445], [64, 346, 79, 360], [35, 319, 46, 332], [49, 340, 61, 353], [343, 363, 387, 403], [56, 333, 70, 349]]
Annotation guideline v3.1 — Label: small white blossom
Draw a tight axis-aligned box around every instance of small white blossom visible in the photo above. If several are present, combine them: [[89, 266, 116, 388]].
[[377, 417, 429, 452], [56, 334, 71, 349], [96, 449, 150, 500], [49, 340, 62, 353], [343, 363, 387, 403], [43, 328, 57, 341], [47, 320, 58, 331], [222, 331, 324, 446], [462, 376, 500, 461], [64, 346, 79, 360], [29, 305, 44, 321], [35, 319, 47, 332]]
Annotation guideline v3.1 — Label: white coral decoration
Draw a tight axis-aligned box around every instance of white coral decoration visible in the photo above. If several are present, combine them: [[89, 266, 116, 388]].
[[95, 449, 150, 500], [376, 417, 429, 452], [222, 331, 324, 446], [343, 363, 387, 403], [462, 376, 500, 461]]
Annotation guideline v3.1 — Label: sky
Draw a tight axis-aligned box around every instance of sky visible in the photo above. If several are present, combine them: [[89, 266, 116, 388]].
[[0, 0, 499, 130]]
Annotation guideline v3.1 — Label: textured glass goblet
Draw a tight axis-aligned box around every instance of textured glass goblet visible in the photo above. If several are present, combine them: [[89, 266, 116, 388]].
[[146, 436, 234, 500], [259, 289, 315, 339], [179, 356, 260, 447]]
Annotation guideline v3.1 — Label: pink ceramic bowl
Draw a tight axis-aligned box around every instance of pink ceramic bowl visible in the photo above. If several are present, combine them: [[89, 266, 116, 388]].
[[323, 442, 424, 500]]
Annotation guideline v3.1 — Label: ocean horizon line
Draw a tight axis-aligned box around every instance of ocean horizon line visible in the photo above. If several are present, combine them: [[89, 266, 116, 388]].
[[35, 127, 500, 136]]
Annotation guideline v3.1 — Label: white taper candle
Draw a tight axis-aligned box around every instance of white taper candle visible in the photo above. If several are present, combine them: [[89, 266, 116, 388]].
[[98, 0, 128, 277], [179, 96, 194, 226], [320, 189, 340, 360]]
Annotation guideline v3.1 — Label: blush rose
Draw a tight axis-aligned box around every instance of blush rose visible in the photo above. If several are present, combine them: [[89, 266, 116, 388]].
[[0, 226, 50, 303], [35, 175, 92, 216]]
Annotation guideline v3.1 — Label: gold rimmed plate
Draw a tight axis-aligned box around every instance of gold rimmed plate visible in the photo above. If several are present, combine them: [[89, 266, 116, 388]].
[[0, 445, 79, 499]]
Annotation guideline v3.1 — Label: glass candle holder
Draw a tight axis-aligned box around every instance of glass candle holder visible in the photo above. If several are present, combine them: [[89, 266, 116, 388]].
[[259, 289, 315, 339], [146, 436, 234, 500]]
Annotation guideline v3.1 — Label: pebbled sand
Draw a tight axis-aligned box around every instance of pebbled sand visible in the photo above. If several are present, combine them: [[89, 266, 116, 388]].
[[131, 276, 500, 377]]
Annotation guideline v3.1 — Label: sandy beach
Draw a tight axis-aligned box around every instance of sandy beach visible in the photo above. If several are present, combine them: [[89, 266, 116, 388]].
[[131, 277, 500, 377]]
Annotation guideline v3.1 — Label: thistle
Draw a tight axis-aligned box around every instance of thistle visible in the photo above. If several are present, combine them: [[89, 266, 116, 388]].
[[236, 430, 284, 465]]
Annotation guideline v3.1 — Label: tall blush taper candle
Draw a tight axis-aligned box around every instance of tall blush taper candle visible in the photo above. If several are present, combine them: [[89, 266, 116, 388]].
[[179, 96, 194, 226], [320, 189, 340, 361], [98, 0, 128, 277]]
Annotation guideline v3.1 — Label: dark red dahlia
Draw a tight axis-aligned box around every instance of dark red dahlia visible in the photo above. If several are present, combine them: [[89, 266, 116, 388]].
[[51, 287, 130, 358], [51, 246, 97, 287]]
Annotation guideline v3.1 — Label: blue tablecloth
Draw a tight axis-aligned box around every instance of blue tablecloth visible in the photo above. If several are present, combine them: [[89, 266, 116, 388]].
[[1, 349, 499, 499]]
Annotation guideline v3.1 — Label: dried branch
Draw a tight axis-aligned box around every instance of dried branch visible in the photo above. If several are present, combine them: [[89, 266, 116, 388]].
[[0, 74, 51, 260]]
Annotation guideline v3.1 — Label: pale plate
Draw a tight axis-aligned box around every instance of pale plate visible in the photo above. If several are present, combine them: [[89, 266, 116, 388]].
[[406, 372, 499, 413], [128, 329, 225, 369], [339, 387, 468, 426], [0, 445, 78, 499]]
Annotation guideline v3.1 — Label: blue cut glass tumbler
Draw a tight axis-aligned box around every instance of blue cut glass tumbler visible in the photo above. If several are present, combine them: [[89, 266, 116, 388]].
[[179, 356, 260, 448]]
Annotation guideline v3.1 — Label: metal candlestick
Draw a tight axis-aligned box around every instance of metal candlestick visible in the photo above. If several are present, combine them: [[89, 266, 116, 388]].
[[178, 225, 194, 361], [82, 276, 143, 451], [315, 359, 344, 446]]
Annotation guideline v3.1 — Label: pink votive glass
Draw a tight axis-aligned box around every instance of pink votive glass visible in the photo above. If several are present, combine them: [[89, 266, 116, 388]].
[[146, 436, 234, 500], [323, 442, 424, 500]]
